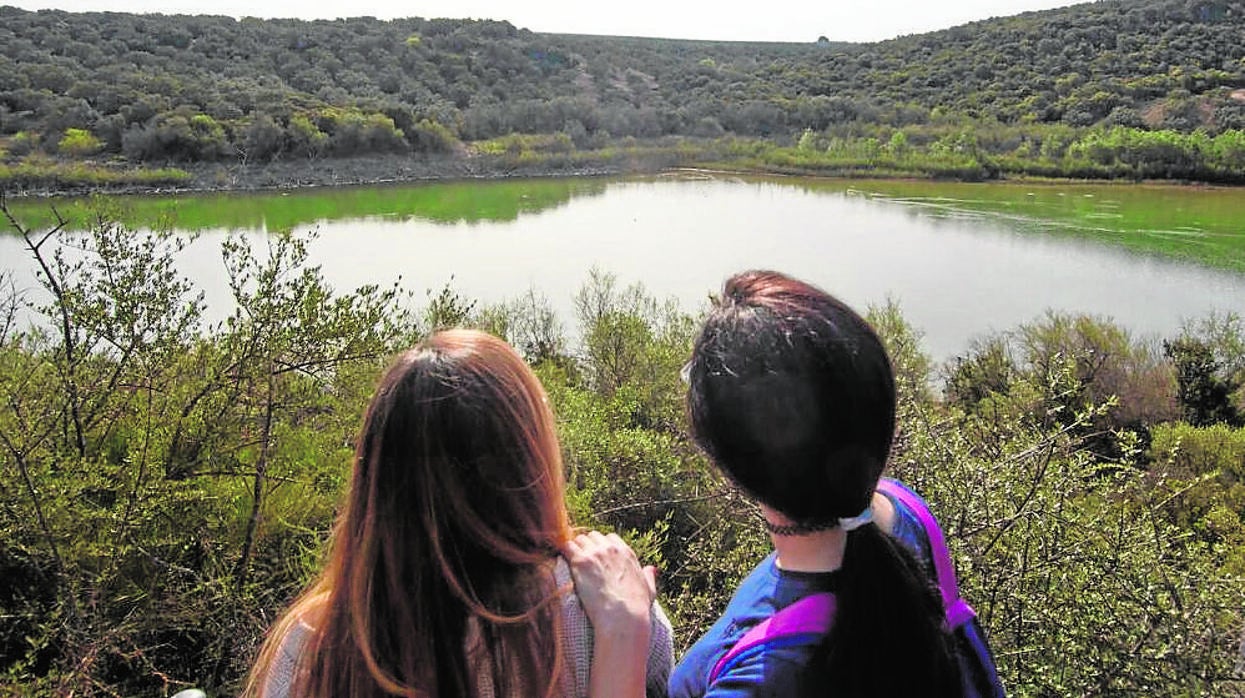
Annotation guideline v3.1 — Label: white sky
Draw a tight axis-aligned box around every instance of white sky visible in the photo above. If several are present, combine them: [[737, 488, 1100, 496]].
[[9, 0, 1086, 42]]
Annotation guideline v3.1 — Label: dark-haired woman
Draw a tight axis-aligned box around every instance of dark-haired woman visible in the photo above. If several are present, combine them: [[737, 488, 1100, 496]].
[[245, 329, 672, 698], [666, 270, 997, 697]]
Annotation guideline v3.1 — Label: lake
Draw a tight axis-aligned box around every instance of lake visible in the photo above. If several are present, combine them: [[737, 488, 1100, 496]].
[[3, 173, 1244, 363]]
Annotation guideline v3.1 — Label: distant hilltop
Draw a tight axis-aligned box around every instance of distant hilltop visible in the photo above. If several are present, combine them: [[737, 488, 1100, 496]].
[[0, 0, 1242, 184]]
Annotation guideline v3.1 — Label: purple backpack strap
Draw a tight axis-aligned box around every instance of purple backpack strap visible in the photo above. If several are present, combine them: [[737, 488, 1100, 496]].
[[876, 478, 977, 629], [708, 592, 836, 684]]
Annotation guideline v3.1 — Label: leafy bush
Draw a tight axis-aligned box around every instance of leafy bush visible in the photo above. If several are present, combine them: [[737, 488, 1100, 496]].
[[897, 366, 1245, 696], [1149, 421, 1245, 563], [56, 128, 101, 157], [1, 203, 1242, 696], [0, 204, 406, 695], [408, 118, 460, 154]]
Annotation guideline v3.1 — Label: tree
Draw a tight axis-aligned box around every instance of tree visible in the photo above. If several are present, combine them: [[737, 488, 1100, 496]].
[[215, 230, 406, 593], [796, 128, 819, 151], [239, 113, 285, 163], [285, 114, 328, 159], [0, 197, 207, 694], [408, 118, 459, 154], [1164, 337, 1243, 427]]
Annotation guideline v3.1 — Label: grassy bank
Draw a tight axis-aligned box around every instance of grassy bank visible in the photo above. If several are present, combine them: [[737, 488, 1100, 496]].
[[0, 156, 191, 194], [4, 126, 1244, 198]]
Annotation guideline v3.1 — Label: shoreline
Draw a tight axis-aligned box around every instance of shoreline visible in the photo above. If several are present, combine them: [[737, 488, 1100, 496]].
[[5, 150, 1242, 200], [1, 153, 647, 200]]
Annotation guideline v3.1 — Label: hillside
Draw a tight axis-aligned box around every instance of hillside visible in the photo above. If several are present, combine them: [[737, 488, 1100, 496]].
[[0, 0, 1243, 182]]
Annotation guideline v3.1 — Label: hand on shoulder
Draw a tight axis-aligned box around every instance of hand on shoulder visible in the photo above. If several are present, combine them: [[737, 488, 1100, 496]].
[[562, 531, 656, 635], [562, 531, 657, 698]]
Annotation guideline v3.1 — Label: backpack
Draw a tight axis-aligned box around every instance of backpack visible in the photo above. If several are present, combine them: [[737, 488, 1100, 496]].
[[708, 478, 1005, 697]]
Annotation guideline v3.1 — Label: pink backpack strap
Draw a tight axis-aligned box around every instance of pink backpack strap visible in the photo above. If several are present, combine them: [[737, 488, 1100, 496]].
[[876, 478, 977, 628], [708, 592, 836, 684]]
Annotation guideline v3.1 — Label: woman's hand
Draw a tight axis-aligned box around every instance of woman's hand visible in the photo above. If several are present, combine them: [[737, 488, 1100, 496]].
[[562, 531, 656, 698], [563, 531, 657, 630]]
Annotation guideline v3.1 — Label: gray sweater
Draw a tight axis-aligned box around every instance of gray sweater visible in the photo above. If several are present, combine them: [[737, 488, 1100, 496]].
[[263, 558, 674, 697]]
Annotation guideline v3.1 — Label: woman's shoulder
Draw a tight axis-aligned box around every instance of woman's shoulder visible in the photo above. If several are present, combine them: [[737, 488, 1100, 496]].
[[555, 556, 592, 635], [877, 478, 937, 566], [260, 612, 319, 698], [556, 555, 674, 697], [556, 551, 675, 636]]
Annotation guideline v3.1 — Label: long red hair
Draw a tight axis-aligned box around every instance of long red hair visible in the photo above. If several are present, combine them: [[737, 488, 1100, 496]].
[[246, 329, 572, 697]]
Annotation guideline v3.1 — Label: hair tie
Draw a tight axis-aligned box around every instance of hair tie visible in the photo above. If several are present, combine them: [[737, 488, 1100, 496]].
[[837, 507, 874, 532], [763, 506, 873, 536]]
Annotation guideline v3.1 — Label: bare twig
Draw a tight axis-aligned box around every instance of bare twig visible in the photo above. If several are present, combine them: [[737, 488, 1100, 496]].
[[593, 489, 732, 517]]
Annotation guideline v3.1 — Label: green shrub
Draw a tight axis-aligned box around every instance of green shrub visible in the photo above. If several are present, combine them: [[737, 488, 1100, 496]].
[[1149, 422, 1245, 550], [896, 371, 1245, 696], [57, 128, 101, 157]]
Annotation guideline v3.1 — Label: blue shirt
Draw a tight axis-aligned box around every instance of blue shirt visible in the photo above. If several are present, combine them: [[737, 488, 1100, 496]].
[[668, 483, 939, 698]]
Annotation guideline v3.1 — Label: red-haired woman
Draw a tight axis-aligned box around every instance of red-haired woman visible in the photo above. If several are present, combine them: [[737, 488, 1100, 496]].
[[246, 329, 672, 698]]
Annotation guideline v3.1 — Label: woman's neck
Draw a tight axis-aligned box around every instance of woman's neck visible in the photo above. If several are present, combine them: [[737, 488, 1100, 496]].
[[761, 503, 847, 572], [763, 492, 894, 573], [771, 527, 847, 572]]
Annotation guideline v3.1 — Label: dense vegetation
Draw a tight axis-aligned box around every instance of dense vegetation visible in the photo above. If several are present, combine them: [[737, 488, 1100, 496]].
[[1, 200, 1244, 695], [2, 0, 1245, 189]]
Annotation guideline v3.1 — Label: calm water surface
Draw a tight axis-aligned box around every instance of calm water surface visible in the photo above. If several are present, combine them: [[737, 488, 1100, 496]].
[[3, 174, 1243, 363]]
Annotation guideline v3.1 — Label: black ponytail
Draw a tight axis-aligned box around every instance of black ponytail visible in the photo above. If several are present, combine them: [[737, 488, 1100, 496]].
[[803, 524, 961, 696]]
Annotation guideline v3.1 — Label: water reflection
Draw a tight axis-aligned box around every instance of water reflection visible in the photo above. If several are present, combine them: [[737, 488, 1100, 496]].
[[1, 177, 611, 233]]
